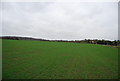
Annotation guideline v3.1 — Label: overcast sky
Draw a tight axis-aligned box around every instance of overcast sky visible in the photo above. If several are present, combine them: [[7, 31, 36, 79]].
[[1, 2, 118, 40]]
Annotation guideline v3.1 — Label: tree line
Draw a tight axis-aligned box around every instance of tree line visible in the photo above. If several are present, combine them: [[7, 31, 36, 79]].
[[83, 39, 120, 46], [0, 36, 120, 46]]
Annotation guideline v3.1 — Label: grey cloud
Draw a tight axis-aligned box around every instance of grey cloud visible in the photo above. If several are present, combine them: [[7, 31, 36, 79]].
[[1, 2, 118, 40]]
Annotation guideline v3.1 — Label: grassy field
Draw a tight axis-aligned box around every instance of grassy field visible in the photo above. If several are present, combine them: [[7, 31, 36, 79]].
[[2, 39, 118, 79]]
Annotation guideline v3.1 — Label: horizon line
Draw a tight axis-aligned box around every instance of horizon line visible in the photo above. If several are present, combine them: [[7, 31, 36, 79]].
[[0, 35, 119, 41]]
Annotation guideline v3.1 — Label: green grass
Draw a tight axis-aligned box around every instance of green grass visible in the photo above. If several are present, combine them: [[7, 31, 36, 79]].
[[2, 39, 118, 79], [0, 39, 2, 80]]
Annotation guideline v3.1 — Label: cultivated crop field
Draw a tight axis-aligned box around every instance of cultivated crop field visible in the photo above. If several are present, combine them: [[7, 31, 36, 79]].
[[2, 39, 118, 79]]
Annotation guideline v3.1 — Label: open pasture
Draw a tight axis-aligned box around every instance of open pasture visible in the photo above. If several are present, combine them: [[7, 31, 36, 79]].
[[2, 40, 118, 79]]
